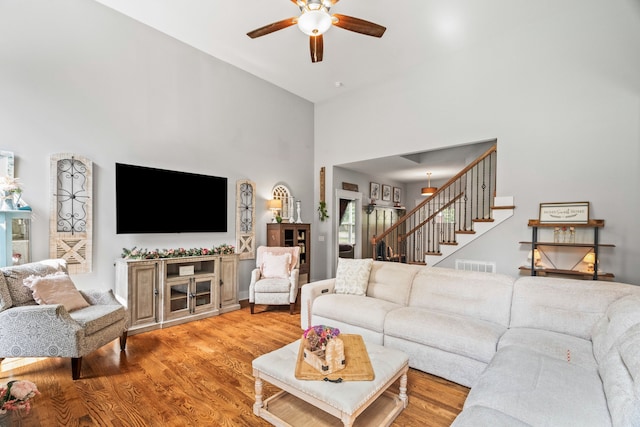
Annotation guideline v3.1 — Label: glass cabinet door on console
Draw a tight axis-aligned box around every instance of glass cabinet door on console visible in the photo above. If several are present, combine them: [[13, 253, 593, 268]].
[[0, 210, 31, 267]]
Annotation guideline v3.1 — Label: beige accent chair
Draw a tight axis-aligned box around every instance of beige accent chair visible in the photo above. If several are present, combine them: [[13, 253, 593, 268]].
[[249, 246, 301, 314], [0, 259, 128, 379]]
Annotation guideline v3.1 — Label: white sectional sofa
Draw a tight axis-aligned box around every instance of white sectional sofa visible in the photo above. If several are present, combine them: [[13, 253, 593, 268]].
[[300, 259, 640, 426]]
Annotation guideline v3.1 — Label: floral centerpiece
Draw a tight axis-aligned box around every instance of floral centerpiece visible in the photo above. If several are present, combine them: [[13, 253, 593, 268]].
[[0, 380, 39, 415], [121, 244, 235, 260], [302, 325, 345, 374]]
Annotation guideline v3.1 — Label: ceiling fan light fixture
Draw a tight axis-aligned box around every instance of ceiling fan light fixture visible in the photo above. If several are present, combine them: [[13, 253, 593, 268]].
[[298, 9, 332, 36]]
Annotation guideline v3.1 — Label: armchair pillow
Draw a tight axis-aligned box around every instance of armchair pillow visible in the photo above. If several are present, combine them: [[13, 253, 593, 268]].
[[23, 272, 90, 312], [261, 252, 292, 279], [334, 258, 374, 296]]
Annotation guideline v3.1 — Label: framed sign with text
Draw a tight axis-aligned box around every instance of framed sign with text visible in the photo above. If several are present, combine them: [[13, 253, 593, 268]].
[[539, 202, 590, 224]]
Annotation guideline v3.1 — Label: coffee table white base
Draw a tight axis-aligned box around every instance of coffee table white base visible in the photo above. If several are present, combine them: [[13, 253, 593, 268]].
[[252, 339, 409, 427]]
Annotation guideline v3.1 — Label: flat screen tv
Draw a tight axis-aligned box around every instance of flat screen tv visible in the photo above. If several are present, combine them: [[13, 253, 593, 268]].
[[116, 163, 227, 234]]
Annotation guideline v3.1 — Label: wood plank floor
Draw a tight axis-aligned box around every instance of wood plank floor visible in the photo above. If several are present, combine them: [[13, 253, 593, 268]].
[[1, 304, 469, 426]]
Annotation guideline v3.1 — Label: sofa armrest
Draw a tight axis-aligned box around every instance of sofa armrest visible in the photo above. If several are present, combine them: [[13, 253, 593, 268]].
[[0, 304, 83, 358], [248, 268, 262, 302], [289, 268, 300, 304], [300, 278, 336, 330], [79, 289, 120, 306]]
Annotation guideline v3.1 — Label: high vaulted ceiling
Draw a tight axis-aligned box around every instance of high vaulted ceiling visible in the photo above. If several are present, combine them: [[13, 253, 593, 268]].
[[93, 0, 559, 104]]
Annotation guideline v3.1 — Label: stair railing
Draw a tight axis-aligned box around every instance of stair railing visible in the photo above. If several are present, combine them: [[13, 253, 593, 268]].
[[371, 144, 497, 264]]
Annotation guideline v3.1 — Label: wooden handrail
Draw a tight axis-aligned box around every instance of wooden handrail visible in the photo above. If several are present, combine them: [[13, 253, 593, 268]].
[[372, 144, 497, 247]]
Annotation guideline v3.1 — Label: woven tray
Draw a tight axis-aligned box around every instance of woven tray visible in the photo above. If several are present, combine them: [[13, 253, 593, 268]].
[[295, 334, 375, 381]]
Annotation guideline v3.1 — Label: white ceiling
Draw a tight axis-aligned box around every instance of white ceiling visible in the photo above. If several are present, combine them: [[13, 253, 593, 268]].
[[93, 0, 555, 104]]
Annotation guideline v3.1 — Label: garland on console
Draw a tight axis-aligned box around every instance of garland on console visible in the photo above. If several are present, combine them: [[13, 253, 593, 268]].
[[121, 244, 235, 260]]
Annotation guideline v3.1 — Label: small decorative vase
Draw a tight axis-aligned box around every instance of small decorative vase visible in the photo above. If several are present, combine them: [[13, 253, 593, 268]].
[[288, 197, 295, 223], [1, 191, 16, 211], [296, 201, 302, 224]]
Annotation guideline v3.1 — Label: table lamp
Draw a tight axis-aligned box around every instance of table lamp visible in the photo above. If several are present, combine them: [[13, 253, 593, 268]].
[[527, 249, 542, 267], [583, 252, 596, 273], [267, 199, 282, 223]]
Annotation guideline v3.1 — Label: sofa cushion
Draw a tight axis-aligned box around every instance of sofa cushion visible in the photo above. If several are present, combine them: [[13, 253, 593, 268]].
[[366, 261, 421, 305], [592, 294, 640, 364], [599, 325, 640, 427], [451, 405, 533, 427], [69, 304, 126, 335], [313, 294, 401, 333], [2, 259, 68, 306], [499, 327, 597, 370], [385, 307, 506, 363], [334, 258, 373, 296], [0, 274, 12, 312], [23, 272, 90, 312], [464, 345, 611, 426], [510, 276, 640, 340], [253, 277, 291, 293], [408, 267, 514, 327]]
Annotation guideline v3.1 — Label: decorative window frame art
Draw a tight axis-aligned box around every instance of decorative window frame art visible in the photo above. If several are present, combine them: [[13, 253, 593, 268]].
[[382, 184, 391, 202], [539, 201, 590, 224], [370, 182, 380, 200]]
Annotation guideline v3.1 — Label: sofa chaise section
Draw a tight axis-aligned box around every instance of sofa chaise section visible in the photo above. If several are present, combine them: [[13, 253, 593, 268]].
[[384, 267, 515, 387]]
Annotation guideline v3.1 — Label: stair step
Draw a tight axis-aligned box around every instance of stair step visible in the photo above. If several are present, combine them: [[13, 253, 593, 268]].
[[492, 205, 516, 210], [440, 242, 459, 246], [425, 251, 442, 256], [472, 218, 495, 223], [456, 230, 476, 235]]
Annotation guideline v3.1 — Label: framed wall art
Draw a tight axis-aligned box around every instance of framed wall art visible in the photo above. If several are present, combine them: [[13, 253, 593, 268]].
[[382, 184, 391, 201], [370, 182, 380, 200], [539, 201, 589, 224], [393, 187, 402, 204]]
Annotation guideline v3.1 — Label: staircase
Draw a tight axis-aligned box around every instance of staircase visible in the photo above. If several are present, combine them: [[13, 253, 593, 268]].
[[371, 145, 514, 266]]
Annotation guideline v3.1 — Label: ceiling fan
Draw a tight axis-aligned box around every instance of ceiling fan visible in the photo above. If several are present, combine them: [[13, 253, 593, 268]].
[[246, 0, 386, 63]]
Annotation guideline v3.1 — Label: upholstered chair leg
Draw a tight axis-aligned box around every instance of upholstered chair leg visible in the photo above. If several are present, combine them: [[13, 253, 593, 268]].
[[250, 303, 255, 314], [290, 303, 294, 315], [120, 331, 128, 351], [72, 357, 82, 380]]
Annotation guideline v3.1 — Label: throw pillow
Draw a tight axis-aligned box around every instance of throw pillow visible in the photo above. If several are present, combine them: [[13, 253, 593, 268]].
[[23, 272, 90, 312], [0, 274, 12, 312], [334, 258, 374, 296], [261, 252, 292, 279]]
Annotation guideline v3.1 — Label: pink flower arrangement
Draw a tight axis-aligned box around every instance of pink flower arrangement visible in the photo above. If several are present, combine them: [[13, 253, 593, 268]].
[[303, 325, 341, 352], [0, 380, 39, 414], [121, 244, 235, 259]]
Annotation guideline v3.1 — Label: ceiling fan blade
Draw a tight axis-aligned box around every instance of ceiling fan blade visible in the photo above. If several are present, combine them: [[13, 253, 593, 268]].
[[310, 34, 324, 63], [331, 14, 386, 38], [247, 18, 297, 39]]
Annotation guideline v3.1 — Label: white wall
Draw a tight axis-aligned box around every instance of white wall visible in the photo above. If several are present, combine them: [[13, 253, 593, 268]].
[[315, 0, 640, 283], [0, 0, 314, 297]]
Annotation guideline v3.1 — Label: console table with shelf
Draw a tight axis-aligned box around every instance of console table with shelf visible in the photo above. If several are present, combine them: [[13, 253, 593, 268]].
[[519, 219, 615, 280], [115, 254, 239, 335]]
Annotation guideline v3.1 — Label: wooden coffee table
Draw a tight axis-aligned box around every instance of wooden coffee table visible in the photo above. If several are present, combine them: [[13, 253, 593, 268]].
[[252, 336, 409, 426]]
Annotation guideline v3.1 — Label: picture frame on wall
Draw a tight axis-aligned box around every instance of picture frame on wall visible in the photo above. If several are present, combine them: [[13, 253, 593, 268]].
[[539, 201, 590, 224], [382, 185, 391, 201], [370, 182, 380, 200], [393, 187, 401, 204]]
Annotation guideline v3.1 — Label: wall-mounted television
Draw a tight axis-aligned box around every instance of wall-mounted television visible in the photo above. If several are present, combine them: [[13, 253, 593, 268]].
[[115, 163, 227, 234]]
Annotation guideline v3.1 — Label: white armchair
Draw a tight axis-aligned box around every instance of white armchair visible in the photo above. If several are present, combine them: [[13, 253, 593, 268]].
[[249, 246, 301, 314]]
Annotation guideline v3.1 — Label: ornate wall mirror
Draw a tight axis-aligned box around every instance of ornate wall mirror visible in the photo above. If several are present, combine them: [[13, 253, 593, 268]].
[[272, 184, 293, 222]]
